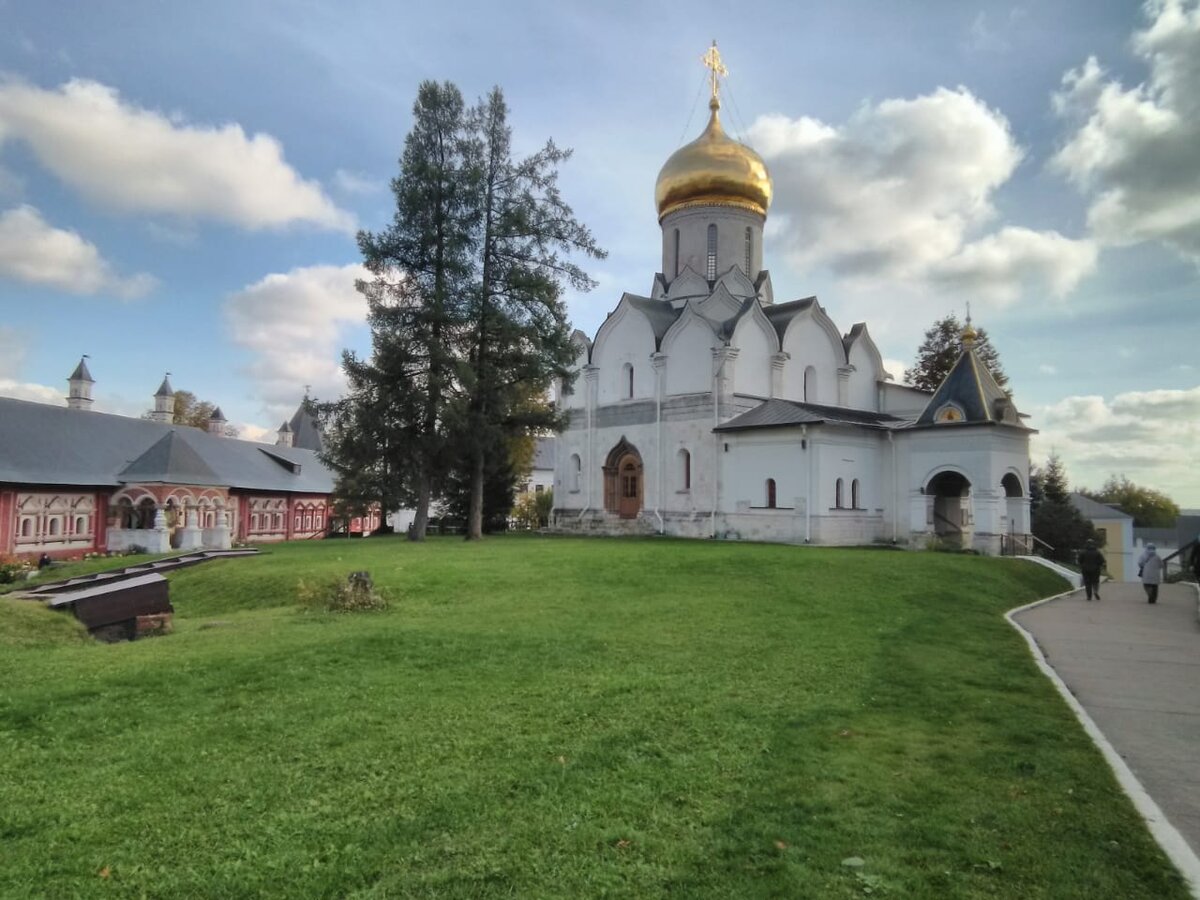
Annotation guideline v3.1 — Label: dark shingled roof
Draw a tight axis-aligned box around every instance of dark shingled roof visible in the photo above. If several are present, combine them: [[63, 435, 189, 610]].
[[69, 357, 94, 383], [715, 398, 910, 433], [154, 375, 174, 398], [0, 396, 333, 493], [209, 406, 226, 422]]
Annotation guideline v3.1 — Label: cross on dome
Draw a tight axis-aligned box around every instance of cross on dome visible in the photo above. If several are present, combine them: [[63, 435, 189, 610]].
[[701, 41, 727, 107]]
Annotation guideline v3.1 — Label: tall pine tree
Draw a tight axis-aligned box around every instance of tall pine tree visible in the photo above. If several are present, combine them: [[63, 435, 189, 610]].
[[457, 88, 604, 540], [354, 81, 477, 541]]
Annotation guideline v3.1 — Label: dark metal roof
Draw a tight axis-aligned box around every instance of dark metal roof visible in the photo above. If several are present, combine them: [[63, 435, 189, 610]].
[[119, 430, 224, 485], [209, 406, 226, 422], [914, 346, 1027, 429], [0, 396, 333, 493], [763, 296, 816, 344], [1069, 492, 1132, 520], [69, 357, 94, 383], [288, 402, 324, 452], [154, 375, 174, 398], [715, 398, 910, 433]]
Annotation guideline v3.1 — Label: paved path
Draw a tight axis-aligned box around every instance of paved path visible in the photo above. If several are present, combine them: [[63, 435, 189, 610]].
[[1013, 581, 1200, 856]]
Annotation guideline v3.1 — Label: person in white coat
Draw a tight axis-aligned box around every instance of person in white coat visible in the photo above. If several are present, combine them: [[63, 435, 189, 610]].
[[1140, 543, 1163, 604]]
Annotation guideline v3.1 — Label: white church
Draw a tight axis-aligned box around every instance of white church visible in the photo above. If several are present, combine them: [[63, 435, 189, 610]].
[[552, 48, 1033, 554]]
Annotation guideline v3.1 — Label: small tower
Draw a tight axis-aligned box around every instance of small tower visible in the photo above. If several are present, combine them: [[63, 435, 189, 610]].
[[276, 420, 294, 448], [66, 356, 95, 410], [207, 406, 227, 437], [150, 374, 175, 423]]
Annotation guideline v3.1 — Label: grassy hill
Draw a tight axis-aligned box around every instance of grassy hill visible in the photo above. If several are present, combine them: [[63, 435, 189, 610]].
[[0, 536, 1188, 898]]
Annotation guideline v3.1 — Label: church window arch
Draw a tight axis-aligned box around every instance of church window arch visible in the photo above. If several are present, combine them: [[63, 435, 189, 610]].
[[75, 515, 87, 534], [570, 453, 582, 492], [835, 478, 845, 509], [678, 449, 691, 491], [851, 479, 861, 510], [20, 518, 32, 538], [766, 478, 777, 509], [706, 223, 717, 281], [622, 362, 634, 399], [803, 366, 817, 402], [744, 227, 752, 275], [935, 403, 964, 423], [673, 228, 680, 278], [48, 517, 60, 536]]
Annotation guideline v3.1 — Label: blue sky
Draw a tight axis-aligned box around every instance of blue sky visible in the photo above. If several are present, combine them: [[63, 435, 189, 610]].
[[1, 0, 1198, 504]]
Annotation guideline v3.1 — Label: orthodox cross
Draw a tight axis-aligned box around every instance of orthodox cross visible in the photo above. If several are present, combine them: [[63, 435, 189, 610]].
[[701, 41, 727, 103]]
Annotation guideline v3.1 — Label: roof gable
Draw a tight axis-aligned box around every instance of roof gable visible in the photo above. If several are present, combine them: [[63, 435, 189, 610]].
[[118, 430, 223, 485], [915, 346, 1022, 427]]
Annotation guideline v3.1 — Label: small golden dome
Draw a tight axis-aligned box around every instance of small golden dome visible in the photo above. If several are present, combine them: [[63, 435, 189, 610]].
[[655, 98, 773, 221], [962, 322, 978, 346]]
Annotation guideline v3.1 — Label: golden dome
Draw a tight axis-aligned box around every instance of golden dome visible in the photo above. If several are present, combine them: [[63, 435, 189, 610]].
[[655, 98, 773, 221]]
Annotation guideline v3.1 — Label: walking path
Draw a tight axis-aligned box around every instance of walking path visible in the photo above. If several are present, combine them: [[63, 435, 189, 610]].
[[1012, 580, 1200, 892]]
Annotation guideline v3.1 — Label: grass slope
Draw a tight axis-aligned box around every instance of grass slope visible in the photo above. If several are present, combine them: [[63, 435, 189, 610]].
[[0, 537, 1188, 899]]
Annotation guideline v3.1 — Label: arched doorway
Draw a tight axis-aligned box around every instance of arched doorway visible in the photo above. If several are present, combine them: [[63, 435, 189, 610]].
[[603, 438, 643, 519], [927, 470, 972, 546]]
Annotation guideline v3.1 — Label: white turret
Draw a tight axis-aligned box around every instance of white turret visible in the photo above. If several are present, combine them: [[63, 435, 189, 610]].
[[207, 406, 227, 436], [276, 420, 294, 447], [66, 356, 95, 410], [150, 374, 174, 423]]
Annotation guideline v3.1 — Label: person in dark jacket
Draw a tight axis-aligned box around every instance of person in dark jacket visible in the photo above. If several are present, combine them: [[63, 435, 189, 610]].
[[1077, 539, 1106, 601]]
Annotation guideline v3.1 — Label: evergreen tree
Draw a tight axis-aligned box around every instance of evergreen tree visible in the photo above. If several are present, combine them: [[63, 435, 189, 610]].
[[1030, 452, 1096, 562], [457, 87, 604, 540], [904, 314, 1008, 392], [355, 81, 477, 541]]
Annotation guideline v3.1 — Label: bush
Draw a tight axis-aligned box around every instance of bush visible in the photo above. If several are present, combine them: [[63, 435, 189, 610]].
[[0, 556, 32, 584], [297, 571, 389, 613]]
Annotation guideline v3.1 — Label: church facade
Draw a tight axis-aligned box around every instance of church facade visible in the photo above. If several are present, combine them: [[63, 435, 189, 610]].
[[552, 57, 1033, 554]]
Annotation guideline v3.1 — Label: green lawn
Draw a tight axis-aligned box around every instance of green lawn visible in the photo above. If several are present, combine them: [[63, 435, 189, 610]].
[[0, 536, 1188, 899]]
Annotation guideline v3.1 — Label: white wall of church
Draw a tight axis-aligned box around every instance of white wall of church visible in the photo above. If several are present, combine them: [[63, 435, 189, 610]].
[[846, 342, 880, 411], [663, 318, 715, 396], [729, 314, 774, 398], [593, 308, 656, 404], [781, 318, 841, 404]]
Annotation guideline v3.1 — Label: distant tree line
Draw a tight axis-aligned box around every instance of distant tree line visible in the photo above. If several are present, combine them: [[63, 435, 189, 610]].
[[317, 80, 603, 541]]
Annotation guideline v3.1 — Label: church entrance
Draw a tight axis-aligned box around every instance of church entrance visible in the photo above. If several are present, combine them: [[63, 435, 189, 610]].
[[927, 470, 972, 547], [603, 438, 643, 519]]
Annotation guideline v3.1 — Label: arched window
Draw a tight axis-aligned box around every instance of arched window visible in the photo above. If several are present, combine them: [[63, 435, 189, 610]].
[[251, 513, 259, 531], [851, 479, 860, 510], [48, 518, 60, 536], [744, 226, 752, 275], [622, 362, 634, 399], [766, 478, 777, 509], [20, 518, 32, 537], [295, 514, 302, 530], [706, 223, 717, 280], [673, 228, 680, 278], [803, 366, 817, 403], [570, 453, 582, 492], [75, 516, 87, 534], [835, 478, 844, 509], [679, 449, 691, 491]]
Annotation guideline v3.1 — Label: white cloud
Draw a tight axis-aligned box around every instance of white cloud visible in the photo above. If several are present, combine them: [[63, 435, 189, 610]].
[[0, 205, 156, 298], [1052, 0, 1200, 260], [0, 78, 354, 231], [224, 263, 369, 420], [0, 378, 61, 405], [1032, 383, 1200, 505], [750, 87, 1096, 305]]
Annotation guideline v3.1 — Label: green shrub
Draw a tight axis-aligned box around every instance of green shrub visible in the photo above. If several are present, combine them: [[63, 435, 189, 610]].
[[297, 571, 388, 613]]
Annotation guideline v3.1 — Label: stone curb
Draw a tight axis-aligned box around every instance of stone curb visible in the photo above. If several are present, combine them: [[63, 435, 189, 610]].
[[1006, 587, 1200, 899]]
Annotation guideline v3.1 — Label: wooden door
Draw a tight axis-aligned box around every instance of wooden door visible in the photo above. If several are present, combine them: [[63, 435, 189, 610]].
[[618, 455, 641, 519]]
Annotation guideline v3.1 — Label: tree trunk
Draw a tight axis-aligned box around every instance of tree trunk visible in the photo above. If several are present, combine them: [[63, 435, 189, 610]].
[[409, 472, 432, 541], [465, 450, 484, 540]]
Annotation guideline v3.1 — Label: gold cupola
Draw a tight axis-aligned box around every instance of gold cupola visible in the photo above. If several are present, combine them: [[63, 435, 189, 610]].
[[655, 44, 772, 221]]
